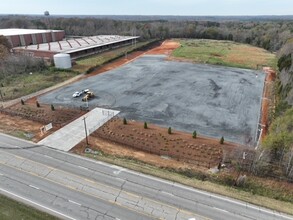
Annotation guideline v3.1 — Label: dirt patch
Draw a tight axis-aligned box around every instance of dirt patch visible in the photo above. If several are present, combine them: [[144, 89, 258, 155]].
[[260, 67, 276, 139], [0, 113, 44, 142], [71, 118, 250, 170], [146, 40, 180, 55], [96, 118, 223, 168], [0, 97, 86, 142]]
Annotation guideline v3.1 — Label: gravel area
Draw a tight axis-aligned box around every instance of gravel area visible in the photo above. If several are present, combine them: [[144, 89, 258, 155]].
[[39, 55, 265, 146]]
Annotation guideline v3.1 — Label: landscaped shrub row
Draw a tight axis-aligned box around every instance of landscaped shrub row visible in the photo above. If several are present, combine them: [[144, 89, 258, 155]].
[[94, 118, 223, 168]]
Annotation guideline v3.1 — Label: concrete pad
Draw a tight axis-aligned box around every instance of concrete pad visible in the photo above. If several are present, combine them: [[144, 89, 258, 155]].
[[38, 108, 119, 151]]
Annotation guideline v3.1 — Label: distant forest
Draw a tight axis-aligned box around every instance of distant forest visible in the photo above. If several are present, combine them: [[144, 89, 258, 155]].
[[1, 15, 293, 51]]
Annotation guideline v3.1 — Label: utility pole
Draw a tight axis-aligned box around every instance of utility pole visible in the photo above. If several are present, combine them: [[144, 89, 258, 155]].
[[82, 117, 89, 145]]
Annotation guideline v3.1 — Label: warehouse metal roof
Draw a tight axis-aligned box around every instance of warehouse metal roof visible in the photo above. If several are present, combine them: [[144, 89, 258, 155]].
[[15, 35, 139, 54], [0, 28, 63, 36]]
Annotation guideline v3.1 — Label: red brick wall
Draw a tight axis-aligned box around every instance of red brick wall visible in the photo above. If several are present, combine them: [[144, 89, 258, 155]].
[[7, 30, 65, 47], [10, 35, 21, 47], [23, 34, 33, 46], [35, 33, 43, 44], [55, 31, 65, 41], [45, 32, 52, 42]]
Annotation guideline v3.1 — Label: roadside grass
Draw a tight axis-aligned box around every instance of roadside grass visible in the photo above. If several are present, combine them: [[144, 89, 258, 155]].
[[172, 39, 277, 69], [0, 69, 78, 101], [73, 40, 154, 73], [0, 194, 60, 220], [85, 151, 293, 215]]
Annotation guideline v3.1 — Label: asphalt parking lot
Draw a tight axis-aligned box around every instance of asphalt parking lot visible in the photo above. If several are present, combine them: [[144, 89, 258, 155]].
[[39, 55, 265, 146]]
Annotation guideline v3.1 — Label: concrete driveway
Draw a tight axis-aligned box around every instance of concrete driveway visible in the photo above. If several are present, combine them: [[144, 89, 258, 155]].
[[38, 107, 119, 151]]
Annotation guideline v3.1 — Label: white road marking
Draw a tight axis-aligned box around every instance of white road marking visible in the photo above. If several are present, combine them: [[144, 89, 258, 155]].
[[110, 165, 121, 169], [113, 168, 125, 175], [161, 191, 174, 197], [0, 173, 3, 176], [68, 200, 81, 206], [212, 207, 229, 213], [0, 187, 76, 220], [44, 155, 53, 159], [29, 185, 39, 190], [77, 165, 89, 170]]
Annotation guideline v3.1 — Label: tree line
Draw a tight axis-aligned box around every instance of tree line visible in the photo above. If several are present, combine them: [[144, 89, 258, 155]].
[[0, 15, 293, 51]]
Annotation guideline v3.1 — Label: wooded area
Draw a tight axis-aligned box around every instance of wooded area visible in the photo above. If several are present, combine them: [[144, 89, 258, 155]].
[[0, 15, 293, 51]]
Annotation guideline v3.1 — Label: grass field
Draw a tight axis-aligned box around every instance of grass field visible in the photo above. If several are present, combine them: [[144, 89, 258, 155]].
[[172, 39, 277, 69], [0, 69, 78, 101], [73, 40, 154, 73], [0, 194, 59, 220]]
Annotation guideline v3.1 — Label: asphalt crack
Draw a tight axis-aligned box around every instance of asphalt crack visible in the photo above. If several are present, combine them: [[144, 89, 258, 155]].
[[115, 180, 126, 202]]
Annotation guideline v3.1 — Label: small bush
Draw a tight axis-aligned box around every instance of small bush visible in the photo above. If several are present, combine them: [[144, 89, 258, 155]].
[[36, 101, 40, 108], [192, 130, 197, 138], [51, 104, 55, 111], [278, 54, 292, 71], [123, 117, 127, 125], [168, 127, 172, 134], [86, 66, 96, 74], [220, 136, 224, 144], [144, 122, 148, 129], [20, 99, 24, 105]]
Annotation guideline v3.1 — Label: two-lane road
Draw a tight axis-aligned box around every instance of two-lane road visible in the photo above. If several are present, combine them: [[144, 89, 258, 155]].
[[0, 133, 292, 220]]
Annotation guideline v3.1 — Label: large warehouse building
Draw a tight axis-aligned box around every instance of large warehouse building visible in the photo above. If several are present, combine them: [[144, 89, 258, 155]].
[[0, 28, 139, 61], [0, 28, 65, 47]]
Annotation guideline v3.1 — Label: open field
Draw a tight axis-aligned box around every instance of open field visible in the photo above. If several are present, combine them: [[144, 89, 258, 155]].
[[172, 39, 277, 69], [0, 69, 78, 101], [0, 194, 59, 220]]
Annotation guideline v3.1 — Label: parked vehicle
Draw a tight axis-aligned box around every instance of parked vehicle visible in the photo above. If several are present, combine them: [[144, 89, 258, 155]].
[[72, 91, 82, 98]]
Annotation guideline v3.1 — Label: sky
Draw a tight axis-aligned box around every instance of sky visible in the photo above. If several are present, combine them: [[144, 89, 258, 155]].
[[1, 0, 293, 16]]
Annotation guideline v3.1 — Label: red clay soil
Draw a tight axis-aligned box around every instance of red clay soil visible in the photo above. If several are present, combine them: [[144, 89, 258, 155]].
[[94, 118, 223, 168], [0, 97, 86, 142], [0, 113, 44, 142], [260, 67, 276, 139], [146, 40, 180, 55], [72, 118, 252, 171]]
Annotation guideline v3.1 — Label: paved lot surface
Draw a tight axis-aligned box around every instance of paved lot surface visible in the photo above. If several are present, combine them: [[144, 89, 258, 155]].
[[38, 108, 119, 151], [39, 55, 265, 146]]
